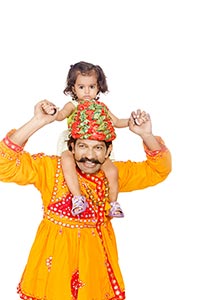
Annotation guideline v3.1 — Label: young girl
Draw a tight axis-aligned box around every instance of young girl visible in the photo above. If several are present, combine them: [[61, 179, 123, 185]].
[[42, 61, 129, 217]]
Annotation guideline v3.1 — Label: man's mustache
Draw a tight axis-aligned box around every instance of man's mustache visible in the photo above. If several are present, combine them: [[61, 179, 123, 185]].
[[75, 157, 102, 164]]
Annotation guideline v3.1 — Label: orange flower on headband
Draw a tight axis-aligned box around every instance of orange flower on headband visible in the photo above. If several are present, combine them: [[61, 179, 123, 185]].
[[69, 100, 116, 141]]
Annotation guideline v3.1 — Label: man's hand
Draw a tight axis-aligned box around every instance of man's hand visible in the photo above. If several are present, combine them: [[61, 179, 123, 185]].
[[34, 100, 58, 124], [41, 100, 58, 115], [128, 109, 152, 137]]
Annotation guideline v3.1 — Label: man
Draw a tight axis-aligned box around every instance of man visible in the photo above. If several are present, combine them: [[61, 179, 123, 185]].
[[0, 100, 171, 300]]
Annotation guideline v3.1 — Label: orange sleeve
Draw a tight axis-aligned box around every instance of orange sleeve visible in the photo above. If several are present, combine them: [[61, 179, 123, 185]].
[[0, 133, 58, 206], [114, 138, 172, 192]]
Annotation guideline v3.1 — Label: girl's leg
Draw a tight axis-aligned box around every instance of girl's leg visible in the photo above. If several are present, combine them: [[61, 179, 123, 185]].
[[101, 158, 118, 202], [101, 158, 124, 218], [61, 150, 88, 215]]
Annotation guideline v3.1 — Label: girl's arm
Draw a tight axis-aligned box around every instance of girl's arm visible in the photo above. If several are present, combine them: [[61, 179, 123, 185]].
[[56, 102, 76, 121], [108, 110, 129, 128]]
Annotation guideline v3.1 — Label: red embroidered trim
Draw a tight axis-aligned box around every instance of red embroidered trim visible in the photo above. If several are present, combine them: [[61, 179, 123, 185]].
[[71, 270, 85, 299], [95, 223, 126, 299], [3, 135, 23, 153], [47, 193, 97, 221], [144, 136, 168, 157], [145, 149, 162, 156], [110, 292, 126, 299], [145, 144, 167, 157]]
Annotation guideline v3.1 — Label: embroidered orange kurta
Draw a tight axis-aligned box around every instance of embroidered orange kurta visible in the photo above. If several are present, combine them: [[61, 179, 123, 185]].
[[0, 134, 171, 300]]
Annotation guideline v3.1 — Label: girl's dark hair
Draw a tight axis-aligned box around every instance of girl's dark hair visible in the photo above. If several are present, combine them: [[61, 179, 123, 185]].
[[63, 61, 108, 99], [67, 136, 112, 152]]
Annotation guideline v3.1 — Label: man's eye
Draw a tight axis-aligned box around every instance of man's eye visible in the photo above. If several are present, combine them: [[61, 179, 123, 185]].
[[78, 144, 85, 148], [96, 146, 103, 151]]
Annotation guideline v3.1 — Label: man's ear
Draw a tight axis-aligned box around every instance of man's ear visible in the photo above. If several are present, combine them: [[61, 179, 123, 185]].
[[71, 142, 75, 154], [105, 144, 113, 158]]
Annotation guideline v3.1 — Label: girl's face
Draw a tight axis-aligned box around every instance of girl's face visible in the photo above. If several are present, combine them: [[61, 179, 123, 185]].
[[73, 73, 99, 101]]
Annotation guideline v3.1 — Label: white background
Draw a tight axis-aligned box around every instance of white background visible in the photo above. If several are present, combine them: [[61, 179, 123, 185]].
[[0, 1, 199, 299]]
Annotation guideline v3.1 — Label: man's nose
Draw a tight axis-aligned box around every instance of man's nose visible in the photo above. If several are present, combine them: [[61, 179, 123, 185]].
[[85, 148, 94, 159]]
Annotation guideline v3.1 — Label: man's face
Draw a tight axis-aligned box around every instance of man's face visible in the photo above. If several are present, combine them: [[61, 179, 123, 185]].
[[72, 139, 112, 174]]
